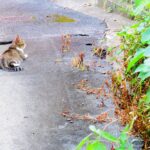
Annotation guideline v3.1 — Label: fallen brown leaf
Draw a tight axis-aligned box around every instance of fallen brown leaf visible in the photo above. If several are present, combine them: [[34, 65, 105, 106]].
[[61, 111, 108, 123], [96, 112, 108, 123]]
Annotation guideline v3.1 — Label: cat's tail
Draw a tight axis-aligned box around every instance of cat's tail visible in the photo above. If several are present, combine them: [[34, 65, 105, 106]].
[[0, 58, 23, 71], [0, 41, 12, 45]]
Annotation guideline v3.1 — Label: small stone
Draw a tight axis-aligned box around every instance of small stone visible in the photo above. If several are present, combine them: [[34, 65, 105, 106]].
[[131, 137, 144, 149], [66, 118, 71, 121], [69, 120, 74, 123]]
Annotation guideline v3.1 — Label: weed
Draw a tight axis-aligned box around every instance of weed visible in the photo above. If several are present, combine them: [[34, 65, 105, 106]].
[[76, 119, 135, 150], [111, 0, 150, 148], [71, 53, 89, 71]]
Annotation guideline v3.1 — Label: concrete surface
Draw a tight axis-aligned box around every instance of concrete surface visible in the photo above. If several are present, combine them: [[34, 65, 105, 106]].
[[51, 1, 144, 150], [53, 0, 135, 73], [0, 0, 123, 150], [0, 0, 105, 40], [53, 0, 134, 48]]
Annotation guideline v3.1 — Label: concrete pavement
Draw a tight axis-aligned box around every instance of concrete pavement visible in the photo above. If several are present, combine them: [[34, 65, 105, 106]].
[[0, 0, 106, 40], [0, 0, 121, 150]]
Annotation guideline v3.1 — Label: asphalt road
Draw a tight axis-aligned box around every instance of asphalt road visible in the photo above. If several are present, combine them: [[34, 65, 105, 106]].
[[0, 0, 121, 150]]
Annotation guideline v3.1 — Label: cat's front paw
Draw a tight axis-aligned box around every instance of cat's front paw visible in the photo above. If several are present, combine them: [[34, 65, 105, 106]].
[[24, 54, 28, 58]]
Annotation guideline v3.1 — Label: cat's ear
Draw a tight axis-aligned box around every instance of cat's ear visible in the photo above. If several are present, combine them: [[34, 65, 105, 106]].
[[14, 35, 21, 44]]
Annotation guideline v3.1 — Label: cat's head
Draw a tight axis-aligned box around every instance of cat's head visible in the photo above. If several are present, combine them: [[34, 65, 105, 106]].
[[13, 35, 26, 49]]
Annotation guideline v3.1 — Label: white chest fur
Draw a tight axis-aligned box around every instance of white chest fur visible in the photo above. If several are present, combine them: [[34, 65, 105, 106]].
[[16, 47, 24, 53], [16, 47, 28, 59]]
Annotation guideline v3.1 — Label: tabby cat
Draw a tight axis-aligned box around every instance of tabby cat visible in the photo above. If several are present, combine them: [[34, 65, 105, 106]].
[[0, 35, 28, 71]]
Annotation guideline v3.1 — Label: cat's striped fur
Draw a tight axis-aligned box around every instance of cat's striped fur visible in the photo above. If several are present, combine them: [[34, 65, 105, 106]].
[[0, 35, 28, 71]]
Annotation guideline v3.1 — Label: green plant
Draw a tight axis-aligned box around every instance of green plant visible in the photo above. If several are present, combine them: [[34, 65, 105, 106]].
[[112, 0, 150, 148], [76, 119, 135, 150], [133, 0, 150, 17]]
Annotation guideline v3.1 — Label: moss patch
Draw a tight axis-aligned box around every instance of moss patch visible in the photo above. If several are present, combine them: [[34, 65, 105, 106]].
[[46, 14, 76, 23]]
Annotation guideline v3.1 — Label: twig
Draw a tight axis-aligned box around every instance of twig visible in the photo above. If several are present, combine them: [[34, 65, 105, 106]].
[[103, 119, 118, 131]]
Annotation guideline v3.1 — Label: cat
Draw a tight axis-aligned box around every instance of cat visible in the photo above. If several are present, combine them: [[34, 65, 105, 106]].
[[0, 35, 28, 71]]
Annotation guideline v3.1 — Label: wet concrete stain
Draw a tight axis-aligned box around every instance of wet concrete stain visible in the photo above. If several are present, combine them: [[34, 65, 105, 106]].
[[85, 43, 93, 46], [73, 34, 89, 37]]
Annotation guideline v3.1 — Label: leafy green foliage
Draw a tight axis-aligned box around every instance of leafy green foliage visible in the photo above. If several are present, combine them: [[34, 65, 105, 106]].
[[86, 141, 106, 150], [116, 0, 150, 148], [141, 27, 150, 44], [145, 88, 150, 104], [76, 125, 133, 150], [119, 2, 150, 81], [133, 0, 150, 17], [76, 136, 90, 150], [127, 46, 150, 81], [136, 59, 150, 81], [89, 125, 118, 142], [135, 58, 150, 81]]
